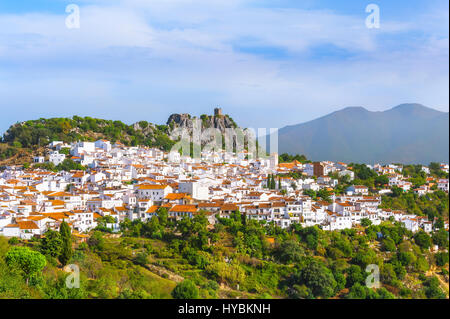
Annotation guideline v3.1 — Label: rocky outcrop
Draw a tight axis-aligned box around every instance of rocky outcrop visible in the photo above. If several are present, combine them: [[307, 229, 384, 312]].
[[167, 112, 237, 133], [166, 110, 241, 147], [166, 113, 192, 129]]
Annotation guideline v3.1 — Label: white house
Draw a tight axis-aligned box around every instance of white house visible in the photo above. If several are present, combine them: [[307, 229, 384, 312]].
[[33, 156, 45, 164], [437, 179, 449, 192], [137, 184, 173, 202], [168, 151, 181, 163], [178, 181, 209, 200], [346, 185, 369, 195], [2, 220, 42, 239], [49, 151, 66, 166], [72, 142, 96, 157], [95, 140, 112, 152], [402, 217, 419, 233]]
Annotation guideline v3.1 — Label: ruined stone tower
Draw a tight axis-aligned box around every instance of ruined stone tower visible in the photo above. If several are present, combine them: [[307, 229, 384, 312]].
[[214, 107, 222, 116]]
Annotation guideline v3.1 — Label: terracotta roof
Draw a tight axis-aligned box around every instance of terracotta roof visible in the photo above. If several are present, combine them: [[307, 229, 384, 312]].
[[138, 184, 168, 190], [165, 193, 190, 200], [146, 205, 159, 213], [18, 220, 39, 230], [169, 205, 197, 213], [220, 204, 238, 211]]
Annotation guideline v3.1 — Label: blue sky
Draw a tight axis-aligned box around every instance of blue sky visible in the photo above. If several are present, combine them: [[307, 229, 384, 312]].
[[0, 0, 448, 134]]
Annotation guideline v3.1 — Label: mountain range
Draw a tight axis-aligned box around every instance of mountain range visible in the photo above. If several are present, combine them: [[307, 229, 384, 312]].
[[275, 103, 449, 164]]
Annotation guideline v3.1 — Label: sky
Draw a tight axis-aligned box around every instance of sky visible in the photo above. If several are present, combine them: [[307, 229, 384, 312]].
[[0, 0, 448, 134]]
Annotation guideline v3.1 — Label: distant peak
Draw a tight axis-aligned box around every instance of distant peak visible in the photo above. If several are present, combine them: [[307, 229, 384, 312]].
[[391, 103, 426, 110], [385, 103, 446, 116], [332, 106, 369, 115], [341, 106, 368, 112], [388, 103, 435, 112]]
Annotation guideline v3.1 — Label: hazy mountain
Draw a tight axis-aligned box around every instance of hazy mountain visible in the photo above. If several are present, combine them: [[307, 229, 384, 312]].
[[275, 104, 449, 164]]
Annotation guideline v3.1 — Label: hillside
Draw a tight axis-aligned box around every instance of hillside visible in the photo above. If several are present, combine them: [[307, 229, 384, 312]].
[[276, 104, 449, 164], [0, 116, 176, 164], [0, 110, 243, 163], [1, 211, 448, 299]]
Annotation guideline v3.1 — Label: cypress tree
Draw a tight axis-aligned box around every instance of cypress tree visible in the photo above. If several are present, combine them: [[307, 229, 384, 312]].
[[59, 220, 73, 266]]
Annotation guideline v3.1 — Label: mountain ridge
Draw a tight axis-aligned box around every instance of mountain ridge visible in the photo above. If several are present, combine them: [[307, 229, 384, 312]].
[[275, 103, 449, 164]]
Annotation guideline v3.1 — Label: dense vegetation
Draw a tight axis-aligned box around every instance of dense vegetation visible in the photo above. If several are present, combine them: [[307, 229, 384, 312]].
[[32, 159, 86, 172], [278, 153, 309, 163], [1, 208, 448, 299], [380, 190, 449, 221]]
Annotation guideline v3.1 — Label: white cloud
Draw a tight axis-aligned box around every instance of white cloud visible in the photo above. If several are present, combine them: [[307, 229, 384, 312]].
[[0, 0, 448, 133]]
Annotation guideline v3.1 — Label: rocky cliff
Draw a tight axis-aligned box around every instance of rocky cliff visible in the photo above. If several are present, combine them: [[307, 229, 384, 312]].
[[167, 111, 237, 132], [166, 110, 241, 147]]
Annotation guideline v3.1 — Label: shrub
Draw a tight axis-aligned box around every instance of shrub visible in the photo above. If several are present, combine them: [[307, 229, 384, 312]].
[[171, 280, 199, 299]]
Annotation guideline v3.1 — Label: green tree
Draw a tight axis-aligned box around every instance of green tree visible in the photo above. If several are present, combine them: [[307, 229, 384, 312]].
[[413, 231, 432, 250], [303, 189, 316, 200], [375, 175, 389, 187], [347, 283, 367, 299], [317, 189, 331, 202], [134, 252, 149, 267], [59, 221, 73, 266], [277, 240, 305, 264], [360, 218, 372, 227], [145, 216, 163, 239], [375, 287, 395, 299], [88, 231, 105, 251], [56, 159, 86, 171], [157, 207, 169, 227], [380, 263, 397, 285], [299, 259, 337, 298], [424, 277, 446, 299], [333, 272, 346, 293], [177, 216, 193, 238], [346, 265, 365, 287], [434, 217, 445, 230], [432, 229, 449, 249], [171, 279, 199, 299], [40, 230, 63, 258], [5, 246, 46, 285], [381, 238, 396, 252], [397, 251, 416, 267], [391, 186, 403, 197], [434, 252, 449, 267]]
